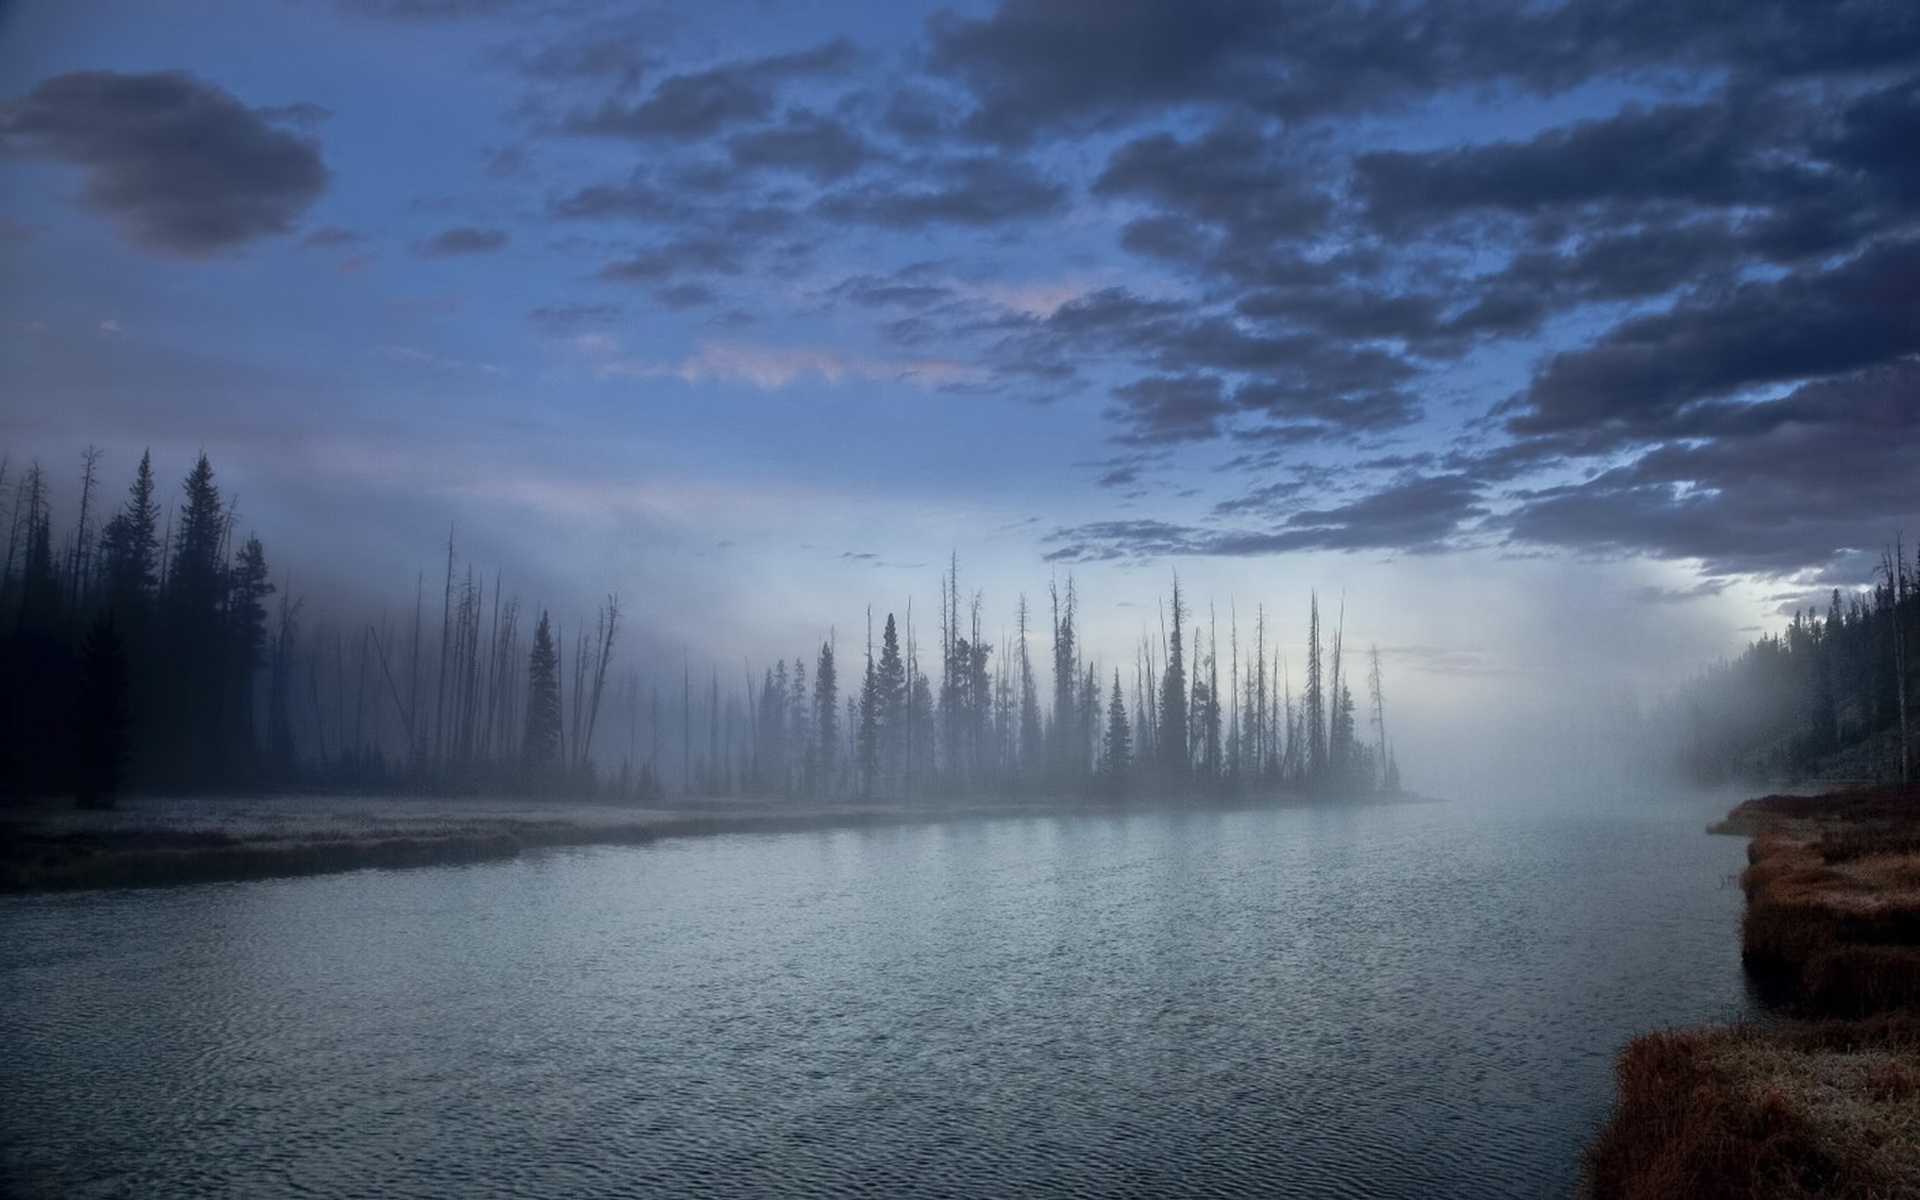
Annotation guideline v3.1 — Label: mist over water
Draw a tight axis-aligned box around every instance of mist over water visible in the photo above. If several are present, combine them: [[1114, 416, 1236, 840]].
[[3, 792, 1753, 1198]]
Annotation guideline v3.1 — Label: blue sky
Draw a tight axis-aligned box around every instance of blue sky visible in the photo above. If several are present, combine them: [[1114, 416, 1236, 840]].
[[4, 0, 1917, 784]]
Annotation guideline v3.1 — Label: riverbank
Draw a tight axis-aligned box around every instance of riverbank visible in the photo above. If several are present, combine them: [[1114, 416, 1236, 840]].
[[0, 789, 1429, 893], [1583, 783, 1920, 1198]]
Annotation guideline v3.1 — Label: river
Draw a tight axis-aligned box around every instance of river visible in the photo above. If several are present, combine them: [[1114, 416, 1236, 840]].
[[1, 791, 1755, 1198]]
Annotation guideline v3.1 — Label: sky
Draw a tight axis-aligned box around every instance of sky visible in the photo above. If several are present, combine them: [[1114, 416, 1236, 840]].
[[3, 0, 1917, 788]]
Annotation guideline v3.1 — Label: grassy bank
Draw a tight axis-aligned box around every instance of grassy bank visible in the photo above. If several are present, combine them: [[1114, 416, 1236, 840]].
[[0, 795, 1018, 892], [1584, 784, 1920, 1198], [0, 790, 1430, 893]]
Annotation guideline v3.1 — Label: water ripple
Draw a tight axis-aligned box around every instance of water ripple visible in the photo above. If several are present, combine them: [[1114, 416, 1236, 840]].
[[2, 797, 1754, 1198]]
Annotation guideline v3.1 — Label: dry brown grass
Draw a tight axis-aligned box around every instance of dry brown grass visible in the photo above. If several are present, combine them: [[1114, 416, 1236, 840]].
[[1587, 786, 1920, 1196], [1585, 1019, 1920, 1199], [1737, 787, 1920, 1017]]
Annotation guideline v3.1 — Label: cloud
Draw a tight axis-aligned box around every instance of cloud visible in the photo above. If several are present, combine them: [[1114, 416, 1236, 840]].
[[0, 70, 327, 256], [1508, 238, 1920, 440], [1044, 473, 1488, 562], [929, 0, 1920, 142], [1095, 122, 1332, 243], [818, 155, 1064, 227], [528, 303, 622, 335], [1504, 362, 1920, 577], [1107, 375, 1230, 444], [570, 335, 976, 389], [568, 39, 859, 141], [595, 237, 738, 282], [551, 174, 687, 222], [727, 110, 871, 180], [300, 225, 361, 247], [413, 226, 509, 256], [1355, 94, 1790, 232]]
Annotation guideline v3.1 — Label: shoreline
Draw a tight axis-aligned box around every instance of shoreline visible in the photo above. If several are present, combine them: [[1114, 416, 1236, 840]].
[[0, 788, 1432, 894], [1582, 783, 1920, 1198]]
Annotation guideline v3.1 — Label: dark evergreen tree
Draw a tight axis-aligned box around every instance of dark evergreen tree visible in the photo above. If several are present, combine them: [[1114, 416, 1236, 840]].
[[857, 616, 880, 798], [876, 612, 906, 793], [812, 639, 837, 795], [1159, 578, 1188, 783], [97, 450, 160, 625], [73, 612, 130, 809], [523, 611, 562, 781], [1102, 670, 1131, 796]]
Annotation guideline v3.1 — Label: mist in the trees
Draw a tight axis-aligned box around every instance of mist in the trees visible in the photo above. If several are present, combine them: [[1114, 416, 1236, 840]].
[[0, 447, 1440, 806]]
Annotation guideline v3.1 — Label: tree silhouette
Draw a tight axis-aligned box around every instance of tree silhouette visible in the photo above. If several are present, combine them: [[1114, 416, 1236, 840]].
[[523, 610, 561, 782], [73, 612, 130, 809]]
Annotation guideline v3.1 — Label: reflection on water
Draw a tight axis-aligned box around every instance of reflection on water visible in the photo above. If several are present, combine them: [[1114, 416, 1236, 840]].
[[1, 795, 1753, 1198]]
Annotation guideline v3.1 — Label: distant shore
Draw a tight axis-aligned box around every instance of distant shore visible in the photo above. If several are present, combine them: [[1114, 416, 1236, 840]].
[[0, 788, 1427, 893], [1582, 783, 1920, 1198]]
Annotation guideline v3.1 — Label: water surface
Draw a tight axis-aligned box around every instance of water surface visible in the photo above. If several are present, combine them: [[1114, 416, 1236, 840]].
[[1, 793, 1754, 1197]]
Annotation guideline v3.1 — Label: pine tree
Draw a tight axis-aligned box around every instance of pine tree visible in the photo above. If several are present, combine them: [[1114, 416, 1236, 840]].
[[857, 612, 880, 798], [1103, 670, 1131, 796], [96, 452, 160, 642], [73, 611, 130, 808], [523, 610, 562, 782], [1160, 577, 1188, 782], [1016, 595, 1042, 778], [1305, 593, 1326, 789], [813, 639, 837, 795], [876, 612, 906, 792]]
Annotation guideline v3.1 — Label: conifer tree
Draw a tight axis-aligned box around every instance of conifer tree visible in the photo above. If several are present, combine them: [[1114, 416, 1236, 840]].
[[1103, 670, 1130, 795], [523, 610, 562, 781], [73, 611, 130, 808], [1160, 577, 1188, 781], [97, 450, 160, 621], [1305, 593, 1326, 789], [813, 638, 837, 794]]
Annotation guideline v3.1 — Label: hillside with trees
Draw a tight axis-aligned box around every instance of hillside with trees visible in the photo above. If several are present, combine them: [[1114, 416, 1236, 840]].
[[1670, 550, 1916, 786], [1, 448, 1402, 807]]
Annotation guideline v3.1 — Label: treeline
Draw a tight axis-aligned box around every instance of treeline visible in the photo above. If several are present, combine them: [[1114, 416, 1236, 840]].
[[2, 448, 1403, 806], [2, 450, 274, 800], [1675, 547, 1916, 784]]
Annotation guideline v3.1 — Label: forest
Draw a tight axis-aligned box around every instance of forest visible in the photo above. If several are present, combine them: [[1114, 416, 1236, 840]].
[[0, 449, 1404, 808], [1671, 549, 1916, 786]]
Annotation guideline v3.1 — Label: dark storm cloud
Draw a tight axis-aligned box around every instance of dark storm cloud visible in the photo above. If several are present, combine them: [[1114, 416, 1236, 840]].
[[1107, 375, 1231, 444], [504, 0, 1919, 582], [1505, 363, 1920, 576], [1355, 94, 1797, 231], [1043, 473, 1487, 562], [930, 0, 1920, 142], [0, 70, 327, 257], [1094, 122, 1332, 242], [927, 0, 1478, 140], [414, 226, 508, 256], [569, 39, 858, 141], [727, 110, 871, 180], [1828, 76, 1920, 206], [1265, 473, 1488, 552], [1508, 238, 1920, 439], [817, 156, 1064, 227]]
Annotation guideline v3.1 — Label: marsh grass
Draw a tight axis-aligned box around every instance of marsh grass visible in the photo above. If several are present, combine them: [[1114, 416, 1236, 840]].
[[1587, 786, 1920, 1197], [1584, 1019, 1920, 1199], [1738, 788, 1920, 1017]]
